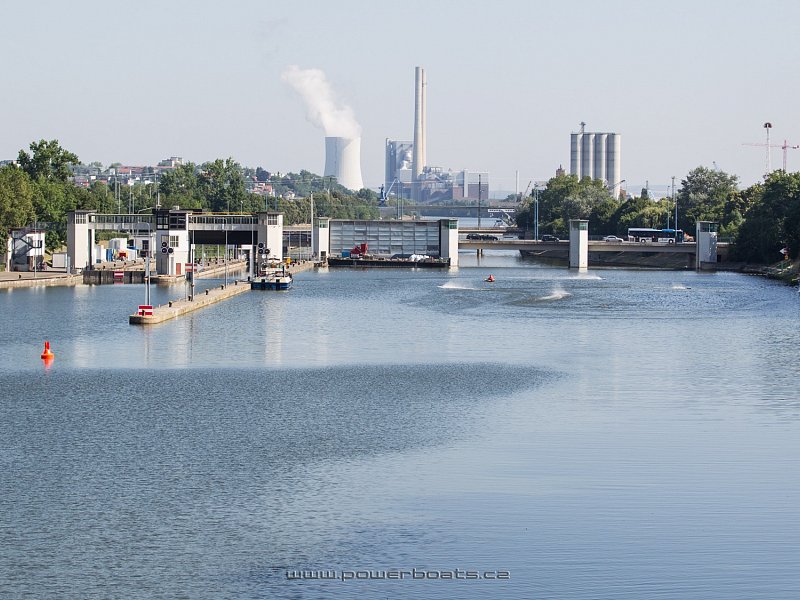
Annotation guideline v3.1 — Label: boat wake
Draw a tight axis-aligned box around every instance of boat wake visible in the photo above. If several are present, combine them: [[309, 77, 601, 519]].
[[440, 280, 480, 291], [671, 284, 691, 290], [538, 286, 571, 301]]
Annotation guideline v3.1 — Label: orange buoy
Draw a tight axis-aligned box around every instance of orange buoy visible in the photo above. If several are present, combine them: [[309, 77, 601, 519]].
[[41, 341, 54, 360]]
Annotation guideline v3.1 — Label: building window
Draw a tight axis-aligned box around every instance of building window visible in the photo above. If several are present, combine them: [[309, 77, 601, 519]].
[[267, 214, 278, 226], [169, 235, 179, 248]]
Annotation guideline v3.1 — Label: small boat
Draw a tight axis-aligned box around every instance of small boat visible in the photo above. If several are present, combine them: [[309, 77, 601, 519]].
[[251, 266, 293, 290], [484, 274, 495, 283]]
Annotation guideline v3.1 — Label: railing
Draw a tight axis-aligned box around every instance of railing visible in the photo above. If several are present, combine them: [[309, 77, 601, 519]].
[[189, 215, 257, 227], [91, 214, 155, 226]]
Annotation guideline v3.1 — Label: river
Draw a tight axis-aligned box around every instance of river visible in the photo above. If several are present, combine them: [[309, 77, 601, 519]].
[[1, 250, 798, 599]]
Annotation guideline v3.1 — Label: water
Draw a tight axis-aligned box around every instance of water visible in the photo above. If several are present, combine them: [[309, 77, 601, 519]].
[[1, 252, 799, 599]]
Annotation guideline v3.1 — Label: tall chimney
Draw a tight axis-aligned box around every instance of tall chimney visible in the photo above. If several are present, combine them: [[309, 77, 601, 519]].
[[412, 66, 426, 200]]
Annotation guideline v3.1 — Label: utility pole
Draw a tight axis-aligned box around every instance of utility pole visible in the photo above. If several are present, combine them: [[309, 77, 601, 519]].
[[672, 176, 677, 237]]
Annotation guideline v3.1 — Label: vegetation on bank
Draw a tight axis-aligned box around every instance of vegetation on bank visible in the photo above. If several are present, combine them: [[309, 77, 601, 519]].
[[3, 138, 800, 267], [515, 168, 800, 265], [0, 140, 379, 252]]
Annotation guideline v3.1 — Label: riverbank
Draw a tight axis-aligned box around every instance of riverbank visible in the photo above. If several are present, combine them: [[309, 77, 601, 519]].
[[719, 259, 800, 285]]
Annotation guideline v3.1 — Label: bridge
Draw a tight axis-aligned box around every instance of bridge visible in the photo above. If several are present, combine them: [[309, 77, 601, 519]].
[[459, 238, 728, 268], [378, 205, 517, 220], [62, 210, 722, 275]]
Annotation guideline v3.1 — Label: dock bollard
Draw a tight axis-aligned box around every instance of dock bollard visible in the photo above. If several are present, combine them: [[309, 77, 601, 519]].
[[205, 289, 209, 295], [169, 301, 173, 307]]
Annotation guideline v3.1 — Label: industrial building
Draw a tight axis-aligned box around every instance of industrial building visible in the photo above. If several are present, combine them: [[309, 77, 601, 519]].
[[569, 123, 622, 193], [383, 67, 490, 203], [312, 217, 459, 266]]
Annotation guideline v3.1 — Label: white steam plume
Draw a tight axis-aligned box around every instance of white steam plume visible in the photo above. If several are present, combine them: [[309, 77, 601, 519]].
[[281, 65, 361, 139]]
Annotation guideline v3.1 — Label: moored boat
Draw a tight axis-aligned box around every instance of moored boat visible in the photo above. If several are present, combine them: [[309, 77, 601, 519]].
[[251, 265, 293, 290]]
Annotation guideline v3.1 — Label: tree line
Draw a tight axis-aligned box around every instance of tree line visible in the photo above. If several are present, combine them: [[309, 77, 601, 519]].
[[0, 140, 380, 252], [3, 139, 798, 264], [515, 168, 800, 263]]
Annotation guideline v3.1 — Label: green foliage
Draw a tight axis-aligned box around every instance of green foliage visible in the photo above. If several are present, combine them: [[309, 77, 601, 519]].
[[733, 171, 800, 262], [198, 158, 247, 212], [158, 163, 204, 209], [17, 139, 79, 182], [676, 166, 739, 232], [516, 174, 616, 236], [0, 165, 36, 241]]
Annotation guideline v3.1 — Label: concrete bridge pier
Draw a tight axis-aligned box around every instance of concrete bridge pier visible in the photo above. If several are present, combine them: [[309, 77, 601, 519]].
[[569, 219, 589, 270]]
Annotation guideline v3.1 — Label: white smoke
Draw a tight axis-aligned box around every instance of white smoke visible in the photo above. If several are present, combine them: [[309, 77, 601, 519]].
[[281, 65, 361, 139]]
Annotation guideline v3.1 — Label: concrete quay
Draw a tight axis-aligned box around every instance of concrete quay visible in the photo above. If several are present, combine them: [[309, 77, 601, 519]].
[[0, 271, 82, 289], [129, 280, 250, 325]]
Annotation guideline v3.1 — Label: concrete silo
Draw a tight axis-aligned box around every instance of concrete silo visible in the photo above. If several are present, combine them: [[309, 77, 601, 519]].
[[606, 133, 621, 189], [570, 133, 582, 176], [580, 133, 595, 180], [569, 125, 622, 190], [593, 133, 608, 181], [324, 136, 364, 191]]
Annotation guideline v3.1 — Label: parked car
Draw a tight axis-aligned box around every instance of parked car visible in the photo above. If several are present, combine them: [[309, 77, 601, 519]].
[[541, 234, 560, 242], [480, 234, 498, 241], [603, 235, 624, 242], [465, 233, 482, 240]]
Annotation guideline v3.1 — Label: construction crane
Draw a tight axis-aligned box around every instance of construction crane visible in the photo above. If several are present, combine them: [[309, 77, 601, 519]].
[[743, 122, 799, 174], [519, 180, 532, 203]]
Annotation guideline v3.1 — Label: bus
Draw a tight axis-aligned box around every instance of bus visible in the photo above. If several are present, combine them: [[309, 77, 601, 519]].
[[627, 228, 684, 243]]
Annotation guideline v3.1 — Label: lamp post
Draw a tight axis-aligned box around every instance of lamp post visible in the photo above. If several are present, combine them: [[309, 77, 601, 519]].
[[672, 176, 678, 239], [136, 221, 152, 307], [310, 192, 314, 260], [224, 225, 228, 286]]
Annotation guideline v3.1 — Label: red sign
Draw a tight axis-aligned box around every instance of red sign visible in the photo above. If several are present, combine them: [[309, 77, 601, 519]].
[[184, 263, 193, 272], [138, 305, 153, 316], [113, 270, 124, 283]]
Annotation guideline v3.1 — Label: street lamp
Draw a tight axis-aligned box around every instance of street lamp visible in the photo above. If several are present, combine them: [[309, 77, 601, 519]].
[[672, 175, 678, 238], [135, 221, 153, 307]]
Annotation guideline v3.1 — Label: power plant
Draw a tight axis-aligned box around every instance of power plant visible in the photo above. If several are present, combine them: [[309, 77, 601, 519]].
[[281, 65, 365, 191], [570, 122, 622, 193], [324, 136, 364, 191], [384, 66, 489, 203]]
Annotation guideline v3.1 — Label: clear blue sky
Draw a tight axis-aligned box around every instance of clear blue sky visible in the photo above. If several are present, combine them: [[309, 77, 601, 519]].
[[2, 0, 799, 196]]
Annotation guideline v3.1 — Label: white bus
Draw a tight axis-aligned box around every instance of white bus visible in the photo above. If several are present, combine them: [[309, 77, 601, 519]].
[[627, 228, 684, 243]]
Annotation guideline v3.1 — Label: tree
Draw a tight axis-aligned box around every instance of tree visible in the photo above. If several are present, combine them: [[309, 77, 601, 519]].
[[158, 163, 203, 208], [515, 174, 616, 236], [733, 171, 800, 262], [17, 139, 79, 182], [0, 165, 36, 242], [676, 166, 739, 233], [199, 158, 247, 212]]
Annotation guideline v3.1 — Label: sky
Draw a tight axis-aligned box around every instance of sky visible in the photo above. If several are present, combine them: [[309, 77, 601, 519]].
[[2, 0, 800, 197]]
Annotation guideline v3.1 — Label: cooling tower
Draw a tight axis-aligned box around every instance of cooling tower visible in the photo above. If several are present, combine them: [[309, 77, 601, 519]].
[[324, 136, 364, 190]]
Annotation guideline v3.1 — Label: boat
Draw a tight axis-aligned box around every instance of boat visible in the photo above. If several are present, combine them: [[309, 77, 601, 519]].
[[251, 265, 293, 290], [485, 274, 495, 282]]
